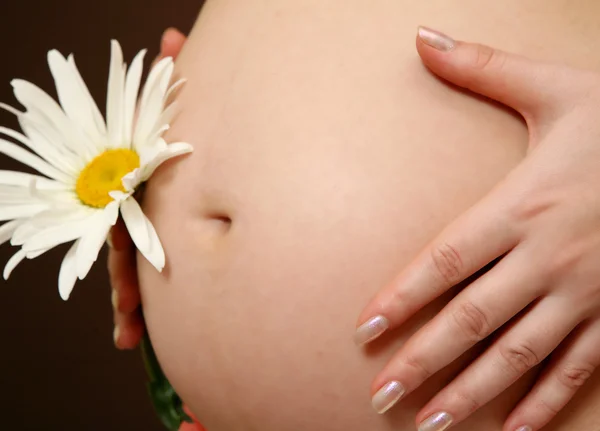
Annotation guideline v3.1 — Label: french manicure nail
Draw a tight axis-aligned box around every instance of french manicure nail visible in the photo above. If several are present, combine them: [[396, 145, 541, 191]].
[[111, 289, 119, 310], [372, 381, 405, 414], [418, 412, 454, 431], [113, 325, 121, 348], [354, 315, 389, 345], [515, 427, 532, 431], [418, 26, 455, 52]]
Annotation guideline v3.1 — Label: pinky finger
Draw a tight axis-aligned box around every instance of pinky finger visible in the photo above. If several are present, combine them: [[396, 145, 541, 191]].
[[504, 317, 600, 431]]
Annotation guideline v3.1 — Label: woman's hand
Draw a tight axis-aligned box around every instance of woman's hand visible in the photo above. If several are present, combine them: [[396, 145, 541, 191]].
[[355, 27, 600, 431], [108, 27, 187, 350]]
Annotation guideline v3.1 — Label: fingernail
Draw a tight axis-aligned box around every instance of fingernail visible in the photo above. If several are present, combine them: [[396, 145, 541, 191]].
[[372, 381, 405, 414], [515, 427, 532, 431], [418, 412, 454, 431], [113, 325, 121, 348], [418, 26, 455, 52], [354, 315, 390, 345], [111, 289, 119, 310]]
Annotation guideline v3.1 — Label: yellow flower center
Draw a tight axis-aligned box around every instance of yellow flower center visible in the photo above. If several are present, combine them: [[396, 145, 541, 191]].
[[75, 149, 140, 208]]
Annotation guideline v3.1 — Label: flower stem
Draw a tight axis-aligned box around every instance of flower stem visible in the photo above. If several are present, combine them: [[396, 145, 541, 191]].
[[140, 331, 192, 430]]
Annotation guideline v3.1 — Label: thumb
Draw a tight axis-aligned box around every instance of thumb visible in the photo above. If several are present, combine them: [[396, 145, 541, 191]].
[[416, 26, 569, 118]]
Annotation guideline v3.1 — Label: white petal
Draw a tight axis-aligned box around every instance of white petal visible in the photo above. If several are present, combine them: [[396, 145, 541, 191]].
[[165, 78, 186, 101], [123, 49, 146, 145], [140, 142, 193, 182], [10, 222, 40, 246], [120, 197, 165, 271], [0, 187, 34, 204], [133, 58, 174, 148], [0, 102, 22, 117], [58, 239, 79, 300], [19, 118, 75, 164], [17, 117, 82, 169], [0, 170, 70, 190], [27, 186, 78, 206], [3, 249, 26, 280], [103, 199, 120, 225], [75, 201, 118, 279], [121, 168, 142, 193], [139, 57, 173, 109], [152, 102, 179, 137], [108, 190, 130, 202], [138, 137, 168, 166], [11, 80, 70, 136], [21, 211, 94, 253], [0, 126, 77, 177], [28, 205, 90, 228], [47, 51, 100, 157], [11, 205, 89, 245], [106, 41, 125, 148], [0, 204, 49, 222], [67, 55, 107, 138], [148, 124, 170, 146], [0, 220, 20, 245], [3, 248, 46, 280], [10, 80, 92, 157], [0, 185, 27, 195], [0, 138, 72, 183], [25, 249, 48, 259]]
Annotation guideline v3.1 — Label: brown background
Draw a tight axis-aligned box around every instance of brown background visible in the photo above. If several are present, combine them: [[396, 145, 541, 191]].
[[0, 1, 203, 429]]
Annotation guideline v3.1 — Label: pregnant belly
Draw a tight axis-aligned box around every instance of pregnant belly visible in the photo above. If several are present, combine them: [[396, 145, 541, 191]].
[[136, 0, 600, 429]]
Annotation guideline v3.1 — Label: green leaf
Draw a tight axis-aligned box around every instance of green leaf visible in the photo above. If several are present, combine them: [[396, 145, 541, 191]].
[[141, 331, 192, 430]]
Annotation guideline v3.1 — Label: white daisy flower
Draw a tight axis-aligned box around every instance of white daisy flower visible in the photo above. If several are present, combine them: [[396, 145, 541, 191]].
[[0, 41, 192, 300]]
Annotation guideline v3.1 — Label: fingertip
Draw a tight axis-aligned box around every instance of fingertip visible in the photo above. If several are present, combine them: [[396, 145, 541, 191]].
[[414, 27, 465, 87], [163, 27, 185, 42], [415, 37, 451, 70], [111, 288, 119, 310], [354, 315, 390, 346], [113, 325, 122, 349], [416, 26, 456, 56], [415, 26, 558, 115], [161, 27, 186, 58], [115, 313, 144, 350]]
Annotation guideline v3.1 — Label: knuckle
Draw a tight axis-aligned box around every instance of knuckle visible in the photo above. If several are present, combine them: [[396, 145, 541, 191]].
[[430, 243, 464, 287], [536, 398, 561, 417], [455, 389, 481, 415], [472, 44, 507, 73], [404, 355, 434, 383], [450, 301, 492, 342], [556, 362, 595, 389], [499, 341, 541, 375], [507, 189, 554, 223]]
